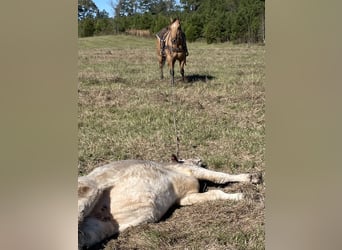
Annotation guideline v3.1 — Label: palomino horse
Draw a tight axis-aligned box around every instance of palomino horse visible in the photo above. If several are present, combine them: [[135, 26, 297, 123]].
[[78, 155, 262, 249], [156, 18, 187, 85]]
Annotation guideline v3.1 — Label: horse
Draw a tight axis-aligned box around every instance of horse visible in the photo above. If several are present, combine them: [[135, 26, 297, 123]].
[[156, 18, 188, 85], [78, 155, 262, 249]]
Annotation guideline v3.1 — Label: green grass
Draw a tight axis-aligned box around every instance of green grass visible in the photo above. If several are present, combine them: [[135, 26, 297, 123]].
[[78, 34, 265, 249]]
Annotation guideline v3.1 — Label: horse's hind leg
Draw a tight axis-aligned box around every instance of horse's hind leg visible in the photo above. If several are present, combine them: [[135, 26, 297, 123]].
[[179, 190, 244, 206], [157, 37, 165, 80], [159, 56, 165, 79]]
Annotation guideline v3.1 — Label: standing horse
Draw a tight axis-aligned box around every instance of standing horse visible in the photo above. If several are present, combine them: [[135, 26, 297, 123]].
[[156, 18, 188, 85]]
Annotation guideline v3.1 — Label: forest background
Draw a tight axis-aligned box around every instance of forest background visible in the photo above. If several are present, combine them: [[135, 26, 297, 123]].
[[78, 0, 265, 44]]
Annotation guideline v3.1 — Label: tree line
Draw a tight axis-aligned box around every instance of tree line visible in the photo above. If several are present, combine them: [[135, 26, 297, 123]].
[[78, 0, 265, 44]]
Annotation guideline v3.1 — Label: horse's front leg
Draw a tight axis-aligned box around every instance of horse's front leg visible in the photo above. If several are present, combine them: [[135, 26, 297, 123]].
[[170, 68, 174, 85], [160, 61, 164, 79], [170, 59, 175, 85], [180, 59, 185, 82]]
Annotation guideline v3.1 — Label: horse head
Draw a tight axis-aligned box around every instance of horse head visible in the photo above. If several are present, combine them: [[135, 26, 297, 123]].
[[169, 18, 181, 45]]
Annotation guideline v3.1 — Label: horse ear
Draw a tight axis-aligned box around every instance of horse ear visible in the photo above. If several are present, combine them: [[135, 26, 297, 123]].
[[170, 17, 173, 23]]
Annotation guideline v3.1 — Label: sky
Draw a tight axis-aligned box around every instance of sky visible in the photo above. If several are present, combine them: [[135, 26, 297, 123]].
[[94, 0, 115, 17], [93, 0, 182, 17]]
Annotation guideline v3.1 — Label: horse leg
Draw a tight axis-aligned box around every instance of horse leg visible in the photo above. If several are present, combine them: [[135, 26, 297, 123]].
[[170, 68, 174, 85], [157, 37, 164, 80], [159, 53, 167, 80], [160, 58, 164, 79], [170, 60, 175, 85], [180, 60, 185, 82]]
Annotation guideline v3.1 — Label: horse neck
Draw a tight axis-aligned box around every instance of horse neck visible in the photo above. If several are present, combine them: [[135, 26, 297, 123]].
[[167, 30, 182, 46]]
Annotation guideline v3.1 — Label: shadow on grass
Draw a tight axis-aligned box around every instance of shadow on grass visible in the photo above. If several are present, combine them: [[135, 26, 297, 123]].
[[87, 236, 118, 250], [86, 204, 181, 250], [185, 74, 215, 84], [159, 204, 181, 222]]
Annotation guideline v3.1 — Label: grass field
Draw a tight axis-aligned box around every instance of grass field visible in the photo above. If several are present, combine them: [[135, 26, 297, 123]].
[[78, 35, 265, 249]]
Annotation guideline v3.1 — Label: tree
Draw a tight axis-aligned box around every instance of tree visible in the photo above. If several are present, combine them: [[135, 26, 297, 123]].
[[180, 0, 202, 12], [183, 13, 204, 41], [94, 10, 114, 35], [235, 0, 264, 43], [107, 0, 265, 44], [152, 14, 169, 34], [115, 0, 140, 16], [79, 18, 95, 37], [78, 0, 99, 37], [78, 0, 99, 20], [79, 0, 116, 37]]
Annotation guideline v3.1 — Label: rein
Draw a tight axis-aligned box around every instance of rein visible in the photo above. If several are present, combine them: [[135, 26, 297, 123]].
[[170, 84, 180, 158], [161, 26, 184, 157], [158, 20, 187, 157]]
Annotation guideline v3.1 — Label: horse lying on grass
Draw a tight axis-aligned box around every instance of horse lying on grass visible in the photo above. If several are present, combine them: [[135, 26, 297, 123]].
[[78, 155, 261, 249]]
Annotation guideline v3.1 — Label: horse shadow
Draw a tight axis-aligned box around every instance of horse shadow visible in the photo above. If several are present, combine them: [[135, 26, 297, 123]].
[[184, 74, 215, 84]]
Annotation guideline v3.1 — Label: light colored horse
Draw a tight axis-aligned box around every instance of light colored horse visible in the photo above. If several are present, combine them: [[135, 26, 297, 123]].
[[78, 155, 261, 249], [156, 18, 187, 85]]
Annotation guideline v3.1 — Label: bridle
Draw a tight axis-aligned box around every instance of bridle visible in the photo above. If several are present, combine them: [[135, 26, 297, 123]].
[[166, 26, 184, 53], [171, 28, 180, 45]]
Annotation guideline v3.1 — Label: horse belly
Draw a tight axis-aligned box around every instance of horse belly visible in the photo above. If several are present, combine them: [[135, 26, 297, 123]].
[[176, 52, 185, 60], [109, 176, 178, 230]]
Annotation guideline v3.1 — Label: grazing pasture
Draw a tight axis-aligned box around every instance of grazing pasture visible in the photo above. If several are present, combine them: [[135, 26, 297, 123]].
[[78, 35, 265, 249]]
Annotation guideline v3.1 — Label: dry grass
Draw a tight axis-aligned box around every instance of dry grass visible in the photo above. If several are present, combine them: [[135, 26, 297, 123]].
[[78, 35, 265, 249]]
